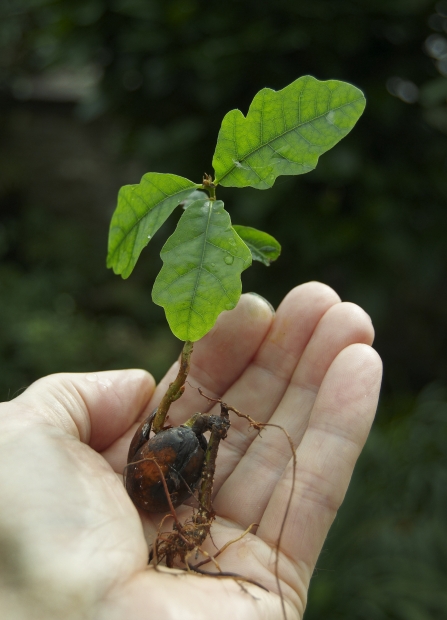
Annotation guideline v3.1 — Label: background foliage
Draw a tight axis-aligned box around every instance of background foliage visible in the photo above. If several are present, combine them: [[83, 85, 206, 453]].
[[1, 0, 447, 616]]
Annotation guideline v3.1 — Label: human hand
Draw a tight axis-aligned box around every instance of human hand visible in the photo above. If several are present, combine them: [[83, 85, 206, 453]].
[[0, 282, 382, 620]]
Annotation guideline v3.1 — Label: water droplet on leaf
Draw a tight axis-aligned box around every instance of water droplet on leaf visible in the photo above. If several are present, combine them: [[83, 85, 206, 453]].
[[224, 255, 234, 265]]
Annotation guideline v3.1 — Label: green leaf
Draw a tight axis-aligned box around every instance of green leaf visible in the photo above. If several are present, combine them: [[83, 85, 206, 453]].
[[179, 189, 208, 209], [107, 172, 199, 279], [232, 225, 281, 266], [152, 199, 252, 341], [212, 75, 366, 190]]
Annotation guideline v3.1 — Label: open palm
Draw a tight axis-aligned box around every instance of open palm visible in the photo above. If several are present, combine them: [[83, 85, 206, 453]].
[[0, 282, 381, 620]]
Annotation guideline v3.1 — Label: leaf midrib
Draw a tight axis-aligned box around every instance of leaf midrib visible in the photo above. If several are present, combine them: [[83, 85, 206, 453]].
[[214, 96, 364, 185], [110, 182, 198, 259], [187, 202, 213, 333]]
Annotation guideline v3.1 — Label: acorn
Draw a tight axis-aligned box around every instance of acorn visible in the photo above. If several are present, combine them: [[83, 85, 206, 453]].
[[126, 422, 207, 513]]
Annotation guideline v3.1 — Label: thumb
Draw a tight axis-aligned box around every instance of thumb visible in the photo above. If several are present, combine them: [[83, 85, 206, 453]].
[[14, 369, 155, 452]]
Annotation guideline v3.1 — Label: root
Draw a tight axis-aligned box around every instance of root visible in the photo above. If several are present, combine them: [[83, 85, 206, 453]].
[[186, 546, 222, 573], [191, 522, 258, 570], [125, 457, 187, 538], [196, 386, 296, 620], [185, 562, 269, 593], [134, 383, 295, 620]]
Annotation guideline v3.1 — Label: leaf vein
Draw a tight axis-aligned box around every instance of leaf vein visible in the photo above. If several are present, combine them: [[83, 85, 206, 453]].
[[215, 96, 364, 185], [110, 183, 196, 259]]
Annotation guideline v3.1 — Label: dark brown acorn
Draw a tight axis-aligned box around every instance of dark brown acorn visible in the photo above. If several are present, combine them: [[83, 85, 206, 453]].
[[125, 412, 207, 513]]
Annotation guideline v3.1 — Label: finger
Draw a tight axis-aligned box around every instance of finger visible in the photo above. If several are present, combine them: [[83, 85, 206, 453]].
[[15, 369, 155, 452], [258, 344, 382, 580], [141, 292, 274, 425], [214, 303, 375, 523], [204, 283, 340, 496], [115, 283, 339, 482], [213, 282, 341, 437]]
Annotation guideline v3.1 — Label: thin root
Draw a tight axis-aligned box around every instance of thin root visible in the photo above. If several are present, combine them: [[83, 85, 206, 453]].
[[196, 386, 296, 620], [127, 457, 186, 537], [192, 522, 258, 569], [188, 546, 222, 573], [186, 563, 269, 592], [142, 384, 295, 620]]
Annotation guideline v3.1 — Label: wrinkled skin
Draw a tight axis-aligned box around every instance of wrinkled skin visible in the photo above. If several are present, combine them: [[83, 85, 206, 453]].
[[0, 283, 382, 620]]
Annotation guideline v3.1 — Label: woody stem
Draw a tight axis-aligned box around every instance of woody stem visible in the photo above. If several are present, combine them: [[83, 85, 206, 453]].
[[152, 340, 194, 434], [197, 405, 230, 520]]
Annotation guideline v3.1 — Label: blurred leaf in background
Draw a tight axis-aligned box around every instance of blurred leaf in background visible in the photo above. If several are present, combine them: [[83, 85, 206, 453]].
[[1, 0, 447, 615]]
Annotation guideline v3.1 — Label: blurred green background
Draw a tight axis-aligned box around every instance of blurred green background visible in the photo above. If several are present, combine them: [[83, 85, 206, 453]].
[[1, 0, 447, 616]]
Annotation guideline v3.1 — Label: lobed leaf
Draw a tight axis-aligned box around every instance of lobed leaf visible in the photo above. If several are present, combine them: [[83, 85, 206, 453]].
[[212, 75, 366, 190], [107, 172, 199, 279], [152, 199, 252, 341], [179, 189, 208, 209], [232, 225, 281, 266]]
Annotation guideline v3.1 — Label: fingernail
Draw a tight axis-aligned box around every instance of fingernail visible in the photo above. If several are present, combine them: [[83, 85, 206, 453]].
[[247, 292, 275, 314]]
